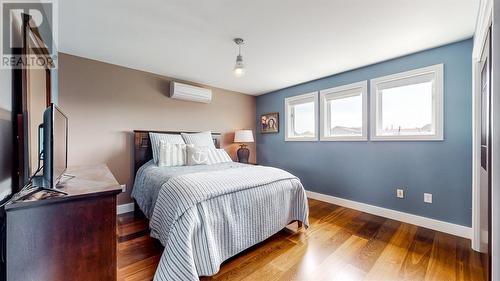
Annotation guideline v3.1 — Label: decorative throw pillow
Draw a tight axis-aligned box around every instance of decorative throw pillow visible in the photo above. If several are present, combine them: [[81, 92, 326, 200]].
[[181, 131, 216, 149], [158, 141, 187, 167], [207, 149, 233, 165], [186, 145, 209, 165], [149, 133, 185, 164]]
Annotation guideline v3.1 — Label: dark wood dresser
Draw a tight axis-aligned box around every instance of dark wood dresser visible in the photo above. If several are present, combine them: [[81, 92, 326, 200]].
[[5, 165, 121, 281]]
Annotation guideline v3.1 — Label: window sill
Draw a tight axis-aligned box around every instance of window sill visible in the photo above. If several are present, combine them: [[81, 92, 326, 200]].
[[320, 136, 368, 141], [285, 137, 318, 142], [370, 135, 444, 141]]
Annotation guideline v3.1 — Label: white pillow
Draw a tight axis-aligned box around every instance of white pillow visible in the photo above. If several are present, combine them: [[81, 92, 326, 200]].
[[181, 131, 216, 149], [150, 133, 185, 164], [186, 145, 209, 166], [158, 141, 187, 167], [207, 149, 232, 165]]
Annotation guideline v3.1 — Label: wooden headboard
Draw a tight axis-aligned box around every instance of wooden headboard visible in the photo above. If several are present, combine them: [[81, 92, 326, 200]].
[[133, 130, 222, 175]]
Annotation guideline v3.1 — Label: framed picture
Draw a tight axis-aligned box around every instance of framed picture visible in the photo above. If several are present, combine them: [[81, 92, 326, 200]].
[[261, 112, 279, 133]]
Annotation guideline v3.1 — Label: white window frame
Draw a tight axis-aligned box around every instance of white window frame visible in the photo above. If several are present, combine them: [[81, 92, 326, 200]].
[[370, 64, 444, 141], [320, 81, 368, 141], [285, 92, 318, 141]]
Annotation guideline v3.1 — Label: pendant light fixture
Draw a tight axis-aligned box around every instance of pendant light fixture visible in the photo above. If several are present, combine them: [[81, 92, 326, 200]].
[[233, 38, 245, 77]]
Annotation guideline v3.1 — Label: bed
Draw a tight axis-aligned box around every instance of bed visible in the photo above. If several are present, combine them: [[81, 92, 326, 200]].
[[131, 130, 309, 281]]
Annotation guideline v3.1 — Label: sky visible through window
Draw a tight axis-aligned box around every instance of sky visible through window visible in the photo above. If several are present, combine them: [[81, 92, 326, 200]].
[[380, 81, 433, 135], [293, 102, 315, 136], [329, 94, 362, 135], [291, 81, 433, 137]]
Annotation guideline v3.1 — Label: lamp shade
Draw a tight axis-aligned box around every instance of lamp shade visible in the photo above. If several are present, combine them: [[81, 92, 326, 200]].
[[234, 130, 254, 143]]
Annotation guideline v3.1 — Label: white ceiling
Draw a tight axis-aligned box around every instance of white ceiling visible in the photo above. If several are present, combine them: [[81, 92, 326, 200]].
[[59, 0, 479, 95]]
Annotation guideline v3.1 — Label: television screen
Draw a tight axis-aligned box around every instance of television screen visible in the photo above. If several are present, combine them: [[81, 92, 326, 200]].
[[53, 106, 67, 183], [41, 104, 68, 188]]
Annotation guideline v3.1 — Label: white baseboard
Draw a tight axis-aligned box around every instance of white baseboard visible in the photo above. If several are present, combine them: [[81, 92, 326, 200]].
[[306, 190, 472, 239], [117, 202, 135, 215]]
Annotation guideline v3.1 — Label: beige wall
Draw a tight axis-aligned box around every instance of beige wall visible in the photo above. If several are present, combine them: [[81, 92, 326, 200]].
[[58, 53, 256, 204], [28, 69, 48, 175]]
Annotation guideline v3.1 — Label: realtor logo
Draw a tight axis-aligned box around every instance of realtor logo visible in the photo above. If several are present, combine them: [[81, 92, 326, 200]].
[[1, 0, 58, 69]]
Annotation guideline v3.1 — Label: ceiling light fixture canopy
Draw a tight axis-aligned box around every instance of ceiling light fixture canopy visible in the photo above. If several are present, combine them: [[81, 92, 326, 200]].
[[233, 38, 245, 77]]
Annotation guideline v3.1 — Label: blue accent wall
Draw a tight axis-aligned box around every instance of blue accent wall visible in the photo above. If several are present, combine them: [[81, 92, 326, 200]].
[[256, 39, 473, 226]]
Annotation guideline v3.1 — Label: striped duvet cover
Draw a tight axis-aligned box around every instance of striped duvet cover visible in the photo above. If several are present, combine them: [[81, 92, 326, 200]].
[[134, 163, 309, 281]]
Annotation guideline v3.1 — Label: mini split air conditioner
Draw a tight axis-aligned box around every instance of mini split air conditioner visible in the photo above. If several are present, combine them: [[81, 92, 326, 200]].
[[169, 81, 212, 103]]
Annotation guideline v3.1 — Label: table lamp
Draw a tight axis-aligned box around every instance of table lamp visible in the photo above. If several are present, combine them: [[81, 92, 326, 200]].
[[234, 130, 254, 163]]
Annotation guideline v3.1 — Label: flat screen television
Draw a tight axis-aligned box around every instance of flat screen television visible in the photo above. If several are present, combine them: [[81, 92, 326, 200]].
[[33, 104, 68, 189]]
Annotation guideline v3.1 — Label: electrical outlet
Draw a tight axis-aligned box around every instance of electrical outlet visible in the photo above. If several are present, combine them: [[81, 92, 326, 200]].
[[424, 193, 432, 203], [120, 184, 126, 192], [396, 188, 404, 198]]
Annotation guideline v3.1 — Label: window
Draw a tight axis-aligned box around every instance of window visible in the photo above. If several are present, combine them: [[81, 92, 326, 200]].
[[320, 81, 367, 141], [285, 92, 318, 141], [370, 64, 444, 141]]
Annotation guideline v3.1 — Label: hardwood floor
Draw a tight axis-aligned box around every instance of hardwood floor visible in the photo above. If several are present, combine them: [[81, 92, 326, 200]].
[[117, 199, 486, 281]]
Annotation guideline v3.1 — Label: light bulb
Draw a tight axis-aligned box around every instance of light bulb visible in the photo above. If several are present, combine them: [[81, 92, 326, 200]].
[[234, 66, 245, 77], [234, 54, 245, 77]]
